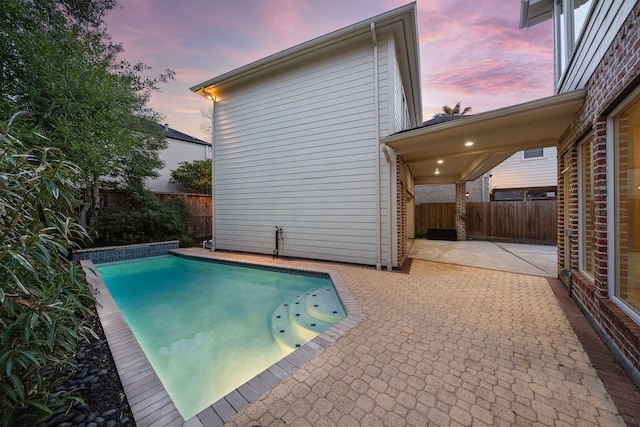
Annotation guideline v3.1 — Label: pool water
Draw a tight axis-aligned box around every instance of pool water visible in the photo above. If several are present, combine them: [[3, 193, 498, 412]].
[[97, 255, 345, 419]]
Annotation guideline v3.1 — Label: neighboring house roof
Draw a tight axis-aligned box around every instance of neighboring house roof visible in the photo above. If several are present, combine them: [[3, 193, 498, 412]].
[[161, 124, 209, 146], [190, 2, 422, 126], [422, 115, 470, 127]]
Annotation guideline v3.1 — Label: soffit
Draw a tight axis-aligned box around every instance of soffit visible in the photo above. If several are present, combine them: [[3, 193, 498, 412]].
[[382, 89, 585, 185], [520, 0, 553, 28]]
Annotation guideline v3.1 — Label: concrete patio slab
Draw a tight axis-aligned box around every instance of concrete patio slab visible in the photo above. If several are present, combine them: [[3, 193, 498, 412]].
[[409, 239, 558, 277]]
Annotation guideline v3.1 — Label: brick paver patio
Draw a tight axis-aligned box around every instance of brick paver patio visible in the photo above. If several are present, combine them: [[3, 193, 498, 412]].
[[184, 252, 626, 427]]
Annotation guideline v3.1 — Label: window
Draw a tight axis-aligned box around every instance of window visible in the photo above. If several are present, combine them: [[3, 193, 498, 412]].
[[492, 188, 556, 201], [523, 148, 544, 159], [401, 94, 411, 130], [555, 0, 568, 76], [579, 137, 595, 278], [613, 93, 640, 320], [554, 0, 594, 82]]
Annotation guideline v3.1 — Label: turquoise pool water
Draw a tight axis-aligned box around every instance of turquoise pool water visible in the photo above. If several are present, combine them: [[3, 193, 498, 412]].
[[97, 255, 345, 419]]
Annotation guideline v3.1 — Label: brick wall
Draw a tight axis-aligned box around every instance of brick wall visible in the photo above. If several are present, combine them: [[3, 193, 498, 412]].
[[557, 2, 640, 381], [397, 155, 408, 266], [415, 176, 485, 204]]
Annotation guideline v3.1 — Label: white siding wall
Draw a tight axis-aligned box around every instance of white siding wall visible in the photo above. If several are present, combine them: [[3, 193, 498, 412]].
[[490, 147, 558, 190], [392, 44, 407, 134], [559, 1, 634, 92], [213, 40, 386, 265], [146, 138, 210, 193]]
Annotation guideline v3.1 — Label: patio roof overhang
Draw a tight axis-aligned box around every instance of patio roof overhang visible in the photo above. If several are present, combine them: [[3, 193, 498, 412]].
[[382, 89, 585, 185]]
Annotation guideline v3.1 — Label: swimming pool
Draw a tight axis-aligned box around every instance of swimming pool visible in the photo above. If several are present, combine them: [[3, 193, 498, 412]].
[[96, 255, 346, 419]]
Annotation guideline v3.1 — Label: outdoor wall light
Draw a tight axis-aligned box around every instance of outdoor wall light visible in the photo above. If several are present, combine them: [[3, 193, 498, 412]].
[[465, 192, 470, 198], [435, 169, 440, 175], [201, 87, 216, 101]]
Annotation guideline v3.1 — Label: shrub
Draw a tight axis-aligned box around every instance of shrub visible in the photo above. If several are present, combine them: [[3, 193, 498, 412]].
[[0, 117, 96, 426], [169, 159, 212, 194], [92, 190, 190, 246]]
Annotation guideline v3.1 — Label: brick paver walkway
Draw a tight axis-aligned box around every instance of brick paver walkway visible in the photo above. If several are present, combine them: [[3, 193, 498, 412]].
[[200, 253, 626, 426]]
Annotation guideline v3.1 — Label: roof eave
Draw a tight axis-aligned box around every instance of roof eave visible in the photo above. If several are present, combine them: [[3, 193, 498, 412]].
[[519, 0, 553, 29], [190, 3, 419, 97]]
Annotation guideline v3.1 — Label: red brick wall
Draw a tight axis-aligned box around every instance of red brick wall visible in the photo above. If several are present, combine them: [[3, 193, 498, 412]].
[[397, 155, 408, 266], [557, 3, 640, 378], [455, 182, 467, 241]]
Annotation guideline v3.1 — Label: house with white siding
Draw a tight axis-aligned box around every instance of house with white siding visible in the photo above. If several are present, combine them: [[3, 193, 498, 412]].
[[145, 124, 210, 193], [191, 4, 421, 269], [489, 147, 557, 200]]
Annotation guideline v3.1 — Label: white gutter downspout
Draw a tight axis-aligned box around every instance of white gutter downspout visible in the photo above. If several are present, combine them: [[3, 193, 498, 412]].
[[371, 22, 381, 271], [203, 88, 216, 252]]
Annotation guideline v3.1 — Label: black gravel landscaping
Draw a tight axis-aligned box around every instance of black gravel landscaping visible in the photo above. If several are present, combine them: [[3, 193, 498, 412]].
[[43, 314, 135, 427]]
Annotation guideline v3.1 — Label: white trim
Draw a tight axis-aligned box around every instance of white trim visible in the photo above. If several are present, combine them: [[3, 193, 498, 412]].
[[371, 23, 381, 271], [577, 137, 594, 282], [607, 113, 615, 299], [210, 97, 217, 252]]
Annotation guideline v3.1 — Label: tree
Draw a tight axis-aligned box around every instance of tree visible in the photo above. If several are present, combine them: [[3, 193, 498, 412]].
[[0, 116, 96, 425], [432, 102, 472, 118], [170, 159, 212, 194], [0, 0, 174, 227], [200, 107, 212, 138]]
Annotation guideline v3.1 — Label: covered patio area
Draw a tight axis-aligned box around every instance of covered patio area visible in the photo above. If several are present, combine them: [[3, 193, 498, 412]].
[[383, 90, 585, 241]]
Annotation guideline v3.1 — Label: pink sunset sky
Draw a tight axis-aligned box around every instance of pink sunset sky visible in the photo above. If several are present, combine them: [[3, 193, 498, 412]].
[[104, 0, 554, 142]]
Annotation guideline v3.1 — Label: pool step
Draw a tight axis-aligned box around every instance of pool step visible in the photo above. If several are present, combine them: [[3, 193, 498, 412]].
[[305, 287, 345, 323], [287, 294, 333, 341], [271, 287, 345, 354], [271, 303, 304, 354]]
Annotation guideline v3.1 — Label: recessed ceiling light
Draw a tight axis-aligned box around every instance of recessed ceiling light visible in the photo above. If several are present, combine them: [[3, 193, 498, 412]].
[[437, 159, 443, 164], [465, 141, 474, 147], [435, 169, 440, 175]]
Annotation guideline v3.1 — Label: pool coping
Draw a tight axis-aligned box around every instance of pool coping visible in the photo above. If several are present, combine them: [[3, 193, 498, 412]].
[[81, 253, 365, 427]]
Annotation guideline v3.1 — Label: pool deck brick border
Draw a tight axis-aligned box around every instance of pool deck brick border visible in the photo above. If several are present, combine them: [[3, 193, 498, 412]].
[[81, 253, 365, 427]]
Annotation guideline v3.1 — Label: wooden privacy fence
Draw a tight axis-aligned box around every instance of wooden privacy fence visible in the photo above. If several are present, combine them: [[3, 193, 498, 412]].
[[100, 191, 212, 239], [415, 203, 457, 233], [415, 200, 557, 244]]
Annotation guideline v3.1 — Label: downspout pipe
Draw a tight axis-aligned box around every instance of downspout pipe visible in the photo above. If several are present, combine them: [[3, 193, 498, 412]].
[[203, 88, 216, 252], [371, 22, 381, 271]]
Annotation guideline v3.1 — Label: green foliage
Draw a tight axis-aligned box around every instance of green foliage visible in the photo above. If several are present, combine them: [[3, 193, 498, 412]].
[[0, 117, 96, 426], [0, 0, 174, 224], [170, 159, 212, 194], [93, 190, 190, 246]]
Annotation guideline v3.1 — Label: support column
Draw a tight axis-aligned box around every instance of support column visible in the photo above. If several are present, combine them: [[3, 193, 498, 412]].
[[455, 182, 467, 241]]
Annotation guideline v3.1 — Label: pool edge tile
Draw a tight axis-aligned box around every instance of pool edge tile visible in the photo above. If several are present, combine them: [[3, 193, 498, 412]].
[[81, 261, 186, 427]]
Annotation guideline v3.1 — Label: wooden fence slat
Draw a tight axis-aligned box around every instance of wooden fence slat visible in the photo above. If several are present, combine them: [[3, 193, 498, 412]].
[[416, 200, 557, 244]]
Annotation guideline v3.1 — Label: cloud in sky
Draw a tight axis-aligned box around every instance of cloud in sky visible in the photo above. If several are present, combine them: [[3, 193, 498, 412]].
[[105, 0, 554, 139]]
